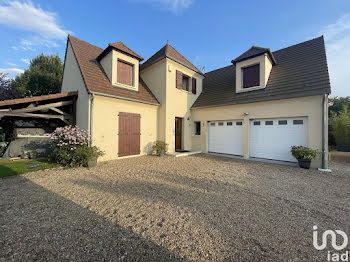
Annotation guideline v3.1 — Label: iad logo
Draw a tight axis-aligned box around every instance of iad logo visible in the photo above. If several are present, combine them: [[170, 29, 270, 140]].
[[313, 225, 349, 261]]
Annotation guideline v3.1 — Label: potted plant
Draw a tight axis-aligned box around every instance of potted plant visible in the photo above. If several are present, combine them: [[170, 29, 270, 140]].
[[291, 146, 317, 169], [152, 141, 168, 156]]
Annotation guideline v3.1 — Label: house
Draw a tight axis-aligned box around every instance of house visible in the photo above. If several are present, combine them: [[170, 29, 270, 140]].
[[61, 35, 331, 168]]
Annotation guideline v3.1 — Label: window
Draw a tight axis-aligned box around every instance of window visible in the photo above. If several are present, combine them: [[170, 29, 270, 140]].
[[194, 121, 201, 135], [278, 120, 287, 125], [242, 64, 260, 88], [253, 121, 261, 126], [182, 75, 190, 91], [236, 122, 243, 126], [218, 122, 224, 126], [265, 121, 273, 125], [227, 122, 233, 126], [210, 122, 215, 126], [117, 60, 133, 86], [293, 120, 303, 125]]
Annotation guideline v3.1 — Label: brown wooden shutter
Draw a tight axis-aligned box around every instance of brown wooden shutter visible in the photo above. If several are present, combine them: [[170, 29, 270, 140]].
[[176, 70, 182, 89], [118, 112, 140, 157], [117, 60, 133, 86], [192, 78, 197, 94], [242, 64, 260, 88]]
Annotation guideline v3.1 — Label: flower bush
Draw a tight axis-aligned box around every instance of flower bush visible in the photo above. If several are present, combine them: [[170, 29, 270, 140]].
[[291, 146, 317, 161], [48, 126, 103, 167]]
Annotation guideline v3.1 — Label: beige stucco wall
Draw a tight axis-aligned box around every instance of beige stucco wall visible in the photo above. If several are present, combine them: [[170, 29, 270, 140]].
[[140, 59, 167, 142], [92, 95, 158, 161], [235, 54, 273, 93], [100, 50, 113, 82], [165, 58, 204, 152], [61, 41, 90, 131], [191, 95, 325, 168]]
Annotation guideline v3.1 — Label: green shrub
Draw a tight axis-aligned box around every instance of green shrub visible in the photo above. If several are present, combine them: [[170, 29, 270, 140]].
[[152, 141, 168, 156], [331, 106, 350, 145], [291, 146, 317, 161]]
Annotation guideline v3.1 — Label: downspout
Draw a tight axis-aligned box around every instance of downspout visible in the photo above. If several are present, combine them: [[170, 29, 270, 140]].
[[321, 94, 327, 169], [89, 93, 94, 146]]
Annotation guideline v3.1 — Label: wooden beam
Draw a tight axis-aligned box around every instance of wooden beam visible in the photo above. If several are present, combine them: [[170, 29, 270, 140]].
[[12, 100, 73, 113], [0, 111, 66, 120], [50, 107, 65, 115]]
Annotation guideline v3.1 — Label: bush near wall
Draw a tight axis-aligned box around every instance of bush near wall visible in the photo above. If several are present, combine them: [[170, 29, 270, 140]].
[[48, 126, 103, 167], [331, 106, 350, 148]]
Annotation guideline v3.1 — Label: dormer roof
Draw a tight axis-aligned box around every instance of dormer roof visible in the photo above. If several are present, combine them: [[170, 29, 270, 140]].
[[141, 42, 204, 75], [97, 41, 144, 62], [66, 35, 159, 105], [231, 46, 277, 65]]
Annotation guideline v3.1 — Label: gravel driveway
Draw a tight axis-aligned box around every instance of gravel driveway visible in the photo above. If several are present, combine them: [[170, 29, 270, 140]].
[[1, 154, 350, 261]]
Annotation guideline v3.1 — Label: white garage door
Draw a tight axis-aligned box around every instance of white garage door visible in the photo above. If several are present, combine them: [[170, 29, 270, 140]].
[[208, 120, 244, 156], [250, 118, 308, 162]]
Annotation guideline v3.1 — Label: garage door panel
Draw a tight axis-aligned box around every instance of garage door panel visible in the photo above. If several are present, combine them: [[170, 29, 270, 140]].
[[208, 121, 243, 156], [250, 118, 307, 162]]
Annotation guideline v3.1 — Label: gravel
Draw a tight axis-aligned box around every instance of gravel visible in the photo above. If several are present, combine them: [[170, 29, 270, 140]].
[[1, 154, 350, 261]]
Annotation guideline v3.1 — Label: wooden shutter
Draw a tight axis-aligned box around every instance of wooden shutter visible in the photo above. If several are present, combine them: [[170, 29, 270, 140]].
[[192, 78, 197, 94], [117, 60, 133, 86], [242, 64, 260, 88], [118, 112, 140, 157], [176, 70, 182, 89]]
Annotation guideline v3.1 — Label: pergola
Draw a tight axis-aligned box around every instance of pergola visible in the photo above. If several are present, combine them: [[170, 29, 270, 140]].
[[0, 92, 78, 125]]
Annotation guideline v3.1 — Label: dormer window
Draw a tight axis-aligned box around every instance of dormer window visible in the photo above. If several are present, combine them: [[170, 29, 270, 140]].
[[242, 64, 260, 88], [117, 60, 133, 86]]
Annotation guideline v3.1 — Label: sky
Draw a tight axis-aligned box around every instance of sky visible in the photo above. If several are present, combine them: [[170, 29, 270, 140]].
[[0, 0, 349, 97]]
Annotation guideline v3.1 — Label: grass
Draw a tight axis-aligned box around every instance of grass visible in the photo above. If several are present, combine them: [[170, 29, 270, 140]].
[[0, 159, 57, 178]]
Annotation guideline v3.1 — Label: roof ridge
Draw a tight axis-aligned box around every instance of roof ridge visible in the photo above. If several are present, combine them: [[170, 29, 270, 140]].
[[205, 64, 234, 74], [68, 34, 103, 51], [165, 43, 202, 73], [272, 36, 324, 54]]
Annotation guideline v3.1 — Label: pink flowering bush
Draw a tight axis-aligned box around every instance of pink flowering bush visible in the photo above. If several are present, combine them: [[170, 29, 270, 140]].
[[48, 126, 103, 167]]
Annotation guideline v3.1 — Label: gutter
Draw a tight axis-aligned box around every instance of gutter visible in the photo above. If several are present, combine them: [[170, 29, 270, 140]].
[[91, 91, 160, 106], [321, 94, 328, 170], [89, 93, 94, 146]]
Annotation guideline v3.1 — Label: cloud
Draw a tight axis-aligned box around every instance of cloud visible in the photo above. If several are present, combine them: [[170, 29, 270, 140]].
[[0, 1, 69, 39], [0, 68, 24, 76], [0, 1, 70, 51], [6, 62, 17, 66], [131, 0, 193, 14], [21, 58, 30, 64], [321, 13, 350, 97]]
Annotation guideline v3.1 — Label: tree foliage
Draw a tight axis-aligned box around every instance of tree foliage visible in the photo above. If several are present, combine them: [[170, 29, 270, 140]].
[[0, 72, 20, 100], [331, 106, 350, 145], [329, 97, 350, 116], [13, 54, 63, 97]]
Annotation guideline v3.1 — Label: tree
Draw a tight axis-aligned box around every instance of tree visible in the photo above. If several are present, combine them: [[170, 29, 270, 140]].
[[329, 97, 350, 116], [13, 54, 63, 97], [0, 72, 20, 100], [331, 106, 350, 145]]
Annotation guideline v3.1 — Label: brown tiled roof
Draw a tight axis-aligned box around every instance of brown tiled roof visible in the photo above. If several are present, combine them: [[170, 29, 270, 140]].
[[0, 92, 77, 107], [108, 41, 144, 61], [192, 36, 331, 108], [68, 35, 159, 105], [231, 46, 277, 65], [140, 43, 203, 75]]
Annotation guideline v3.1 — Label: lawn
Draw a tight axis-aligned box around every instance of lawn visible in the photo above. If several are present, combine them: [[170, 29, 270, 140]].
[[0, 159, 57, 178]]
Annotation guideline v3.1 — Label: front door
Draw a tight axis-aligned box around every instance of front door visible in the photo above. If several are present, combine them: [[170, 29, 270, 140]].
[[175, 117, 182, 151], [118, 112, 141, 157]]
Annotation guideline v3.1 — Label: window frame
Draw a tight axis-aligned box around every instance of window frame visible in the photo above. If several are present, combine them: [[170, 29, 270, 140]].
[[241, 63, 260, 89], [117, 59, 134, 87], [182, 74, 190, 91], [194, 121, 201, 135]]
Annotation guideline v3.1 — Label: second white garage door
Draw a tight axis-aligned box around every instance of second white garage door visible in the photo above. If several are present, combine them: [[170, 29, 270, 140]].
[[208, 120, 244, 156], [250, 118, 308, 162]]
